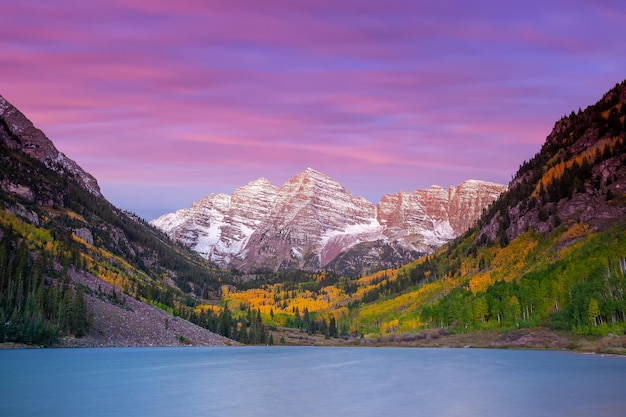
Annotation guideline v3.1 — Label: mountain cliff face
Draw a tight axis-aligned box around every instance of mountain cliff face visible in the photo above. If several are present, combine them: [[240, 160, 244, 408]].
[[151, 169, 505, 274], [331, 180, 506, 275], [0, 95, 101, 197]]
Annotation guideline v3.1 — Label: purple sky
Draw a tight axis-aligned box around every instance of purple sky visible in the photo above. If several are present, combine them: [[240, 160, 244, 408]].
[[2, 0, 625, 220]]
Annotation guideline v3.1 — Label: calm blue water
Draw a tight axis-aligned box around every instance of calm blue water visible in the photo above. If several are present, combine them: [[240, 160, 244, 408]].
[[1, 347, 625, 417]]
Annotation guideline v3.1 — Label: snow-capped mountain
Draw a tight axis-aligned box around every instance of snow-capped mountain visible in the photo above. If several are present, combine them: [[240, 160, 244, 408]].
[[152, 178, 278, 263], [151, 168, 506, 273]]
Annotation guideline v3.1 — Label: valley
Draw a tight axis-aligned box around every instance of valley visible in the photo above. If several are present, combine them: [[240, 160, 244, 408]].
[[1, 80, 626, 352]]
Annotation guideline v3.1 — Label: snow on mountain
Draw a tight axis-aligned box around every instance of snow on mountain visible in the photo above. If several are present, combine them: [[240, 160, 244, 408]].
[[151, 168, 506, 273], [239, 168, 378, 270], [152, 178, 278, 264]]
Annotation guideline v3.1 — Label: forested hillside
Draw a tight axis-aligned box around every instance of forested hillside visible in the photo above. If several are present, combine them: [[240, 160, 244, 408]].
[[0, 96, 239, 346], [0, 220, 90, 345]]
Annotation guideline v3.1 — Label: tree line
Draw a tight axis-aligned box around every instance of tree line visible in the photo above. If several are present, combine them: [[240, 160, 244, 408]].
[[184, 304, 271, 344], [0, 226, 90, 345]]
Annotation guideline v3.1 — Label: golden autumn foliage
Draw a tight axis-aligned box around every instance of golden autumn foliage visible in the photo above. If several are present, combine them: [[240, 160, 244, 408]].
[[0, 211, 56, 251], [489, 231, 539, 281], [356, 268, 399, 287], [64, 210, 88, 223], [195, 304, 220, 313], [601, 102, 622, 119], [468, 273, 492, 294], [558, 221, 590, 243], [532, 136, 622, 197], [356, 275, 468, 334], [217, 226, 575, 336], [218, 279, 355, 327], [380, 319, 399, 334]]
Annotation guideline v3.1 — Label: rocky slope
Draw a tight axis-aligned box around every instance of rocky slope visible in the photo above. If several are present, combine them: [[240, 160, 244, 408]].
[[152, 169, 505, 274], [60, 269, 232, 347]]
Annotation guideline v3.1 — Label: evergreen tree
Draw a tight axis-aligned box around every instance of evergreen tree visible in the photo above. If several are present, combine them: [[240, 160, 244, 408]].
[[329, 316, 338, 338]]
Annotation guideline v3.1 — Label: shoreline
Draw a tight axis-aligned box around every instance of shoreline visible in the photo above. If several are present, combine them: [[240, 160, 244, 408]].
[[3, 327, 625, 355]]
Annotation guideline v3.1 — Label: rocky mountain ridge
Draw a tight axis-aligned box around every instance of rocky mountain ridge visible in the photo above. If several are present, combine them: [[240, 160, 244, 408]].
[[0, 95, 101, 197], [152, 169, 506, 274], [476, 80, 626, 247]]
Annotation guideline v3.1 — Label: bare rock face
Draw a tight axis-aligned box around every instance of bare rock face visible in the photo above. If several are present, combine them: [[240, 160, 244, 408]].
[[241, 168, 378, 270], [377, 180, 506, 251], [0, 95, 101, 196], [449, 180, 510, 234], [73, 227, 94, 245], [152, 168, 506, 273]]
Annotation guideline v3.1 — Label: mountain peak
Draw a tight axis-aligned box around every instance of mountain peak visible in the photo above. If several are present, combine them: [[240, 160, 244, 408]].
[[0, 94, 101, 196], [238, 177, 278, 194], [458, 179, 499, 187], [246, 177, 273, 187], [280, 168, 347, 202], [303, 166, 320, 174], [295, 167, 331, 180], [153, 169, 505, 274]]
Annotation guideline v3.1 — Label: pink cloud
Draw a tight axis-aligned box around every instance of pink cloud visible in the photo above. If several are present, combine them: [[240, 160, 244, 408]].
[[1, 0, 625, 219]]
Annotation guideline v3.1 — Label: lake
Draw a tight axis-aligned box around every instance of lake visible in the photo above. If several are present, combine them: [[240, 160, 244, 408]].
[[1, 347, 625, 416]]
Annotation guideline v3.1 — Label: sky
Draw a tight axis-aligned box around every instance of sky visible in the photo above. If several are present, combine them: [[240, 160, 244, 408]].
[[1, 0, 625, 220]]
